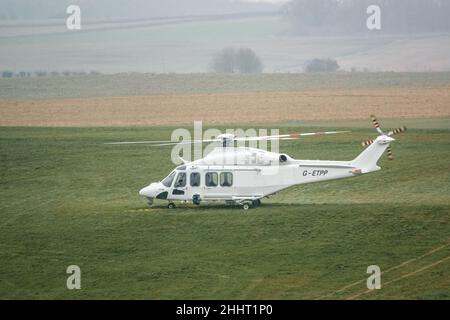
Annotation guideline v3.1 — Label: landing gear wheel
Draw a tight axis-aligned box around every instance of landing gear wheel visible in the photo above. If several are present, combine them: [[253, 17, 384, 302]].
[[167, 203, 176, 209], [252, 199, 261, 207], [242, 203, 250, 211]]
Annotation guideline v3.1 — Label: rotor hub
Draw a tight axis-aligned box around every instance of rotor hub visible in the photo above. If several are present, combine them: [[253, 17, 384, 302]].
[[217, 133, 235, 147]]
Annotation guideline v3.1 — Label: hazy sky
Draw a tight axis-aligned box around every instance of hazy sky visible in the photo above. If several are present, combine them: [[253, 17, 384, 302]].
[[0, 0, 284, 20], [243, 0, 288, 2], [1, 0, 449, 73]]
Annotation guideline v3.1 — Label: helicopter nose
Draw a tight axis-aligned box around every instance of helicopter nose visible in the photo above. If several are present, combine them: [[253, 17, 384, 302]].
[[139, 186, 153, 197]]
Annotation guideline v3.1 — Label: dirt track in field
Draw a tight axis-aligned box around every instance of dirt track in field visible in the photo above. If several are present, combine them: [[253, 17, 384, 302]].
[[1, 88, 449, 126]]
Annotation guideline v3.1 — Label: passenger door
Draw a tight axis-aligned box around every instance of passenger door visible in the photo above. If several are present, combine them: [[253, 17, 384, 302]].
[[187, 172, 201, 199]]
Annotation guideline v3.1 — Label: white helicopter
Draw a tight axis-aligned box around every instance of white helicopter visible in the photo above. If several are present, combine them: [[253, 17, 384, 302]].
[[107, 116, 406, 210]]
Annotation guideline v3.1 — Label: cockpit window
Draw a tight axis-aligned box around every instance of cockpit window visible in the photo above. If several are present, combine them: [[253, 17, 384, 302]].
[[161, 171, 176, 187], [174, 172, 186, 188]]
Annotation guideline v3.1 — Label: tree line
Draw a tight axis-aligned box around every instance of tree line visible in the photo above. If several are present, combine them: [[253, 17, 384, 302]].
[[210, 48, 263, 74], [0, 70, 102, 78]]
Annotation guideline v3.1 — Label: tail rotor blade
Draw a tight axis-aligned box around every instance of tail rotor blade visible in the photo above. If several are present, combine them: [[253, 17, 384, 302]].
[[370, 114, 380, 128], [388, 126, 407, 136], [361, 139, 374, 147], [386, 146, 394, 160], [370, 114, 384, 134]]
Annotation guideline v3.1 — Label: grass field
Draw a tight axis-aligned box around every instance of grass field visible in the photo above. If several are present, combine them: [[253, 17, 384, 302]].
[[0, 119, 449, 299], [2, 72, 450, 100]]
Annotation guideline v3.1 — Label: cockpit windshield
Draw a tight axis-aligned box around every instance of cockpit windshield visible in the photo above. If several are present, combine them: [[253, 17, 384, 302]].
[[161, 171, 176, 187]]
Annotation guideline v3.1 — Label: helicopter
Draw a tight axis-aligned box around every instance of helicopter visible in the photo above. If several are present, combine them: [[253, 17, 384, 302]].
[[106, 115, 406, 210]]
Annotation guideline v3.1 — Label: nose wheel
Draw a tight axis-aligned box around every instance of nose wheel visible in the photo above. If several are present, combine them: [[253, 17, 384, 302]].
[[167, 202, 176, 209]]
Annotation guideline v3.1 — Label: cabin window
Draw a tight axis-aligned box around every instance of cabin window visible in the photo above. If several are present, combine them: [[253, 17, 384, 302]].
[[205, 172, 218, 187], [220, 172, 233, 187], [174, 172, 186, 188], [190, 172, 200, 187], [162, 171, 176, 188]]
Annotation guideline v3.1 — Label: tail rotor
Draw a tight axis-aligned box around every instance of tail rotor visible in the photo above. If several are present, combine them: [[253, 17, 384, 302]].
[[361, 115, 406, 160]]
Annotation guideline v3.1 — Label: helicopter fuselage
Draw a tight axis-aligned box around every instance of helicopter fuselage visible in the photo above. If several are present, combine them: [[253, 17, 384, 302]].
[[138, 145, 383, 207], [106, 115, 402, 209]]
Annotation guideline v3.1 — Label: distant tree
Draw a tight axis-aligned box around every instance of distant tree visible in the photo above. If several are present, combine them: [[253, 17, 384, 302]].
[[304, 58, 339, 72], [211, 47, 263, 73], [211, 47, 237, 73], [1, 71, 14, 78], [235, 48, 263, 74], [35, 70, 48, 77]]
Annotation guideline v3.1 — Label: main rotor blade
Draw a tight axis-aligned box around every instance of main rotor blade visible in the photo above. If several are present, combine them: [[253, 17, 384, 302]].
[[105, 139, 219, 145], [149, 140, 221, 147], [105, 130, 351, 146], [105, 140, 175, 145], [234, 130, 351, 141]]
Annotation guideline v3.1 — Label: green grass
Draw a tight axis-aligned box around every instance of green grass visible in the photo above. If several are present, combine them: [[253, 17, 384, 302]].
[[1, 72, 450, 100], [0, 119, 449, 299]]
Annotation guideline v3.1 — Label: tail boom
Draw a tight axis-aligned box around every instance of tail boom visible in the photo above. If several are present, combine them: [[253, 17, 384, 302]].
[[351, 135, 394, 173]]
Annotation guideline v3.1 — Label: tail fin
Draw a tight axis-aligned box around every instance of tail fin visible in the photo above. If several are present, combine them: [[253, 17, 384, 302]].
[[352, 135, 394, 173]]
